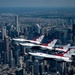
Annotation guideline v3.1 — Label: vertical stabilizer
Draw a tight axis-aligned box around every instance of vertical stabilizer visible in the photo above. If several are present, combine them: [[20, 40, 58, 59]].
[[48, 39, 57, 47], [33, 35, 44, 43]]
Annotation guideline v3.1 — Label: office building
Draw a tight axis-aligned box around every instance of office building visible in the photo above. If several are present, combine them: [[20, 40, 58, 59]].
[[25, 59, 32, 72], [4, 36, 10, 63], [36, 24, 41, 34], [15, 50, 20, 66], [34, 59, 39, 75], [15, 16, 20, 35], [39, 63, 45, 75], [2, 26, 7, 40], [0, 40, 4, 63], [67, 29, 73, 43], [19, 56, 24, 68], [9, 49, 15, 68]]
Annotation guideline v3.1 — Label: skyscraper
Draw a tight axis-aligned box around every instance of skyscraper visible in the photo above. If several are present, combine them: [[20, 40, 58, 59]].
[[34, 24, 41, 35], [2, 26, 7, 40], [19, 56, 24, 68], [39, 63, 44, 75], [36, 24, 41, 34], [4, 36, 10, 64], [9, 49, 15, 68], [15, 16, 20, 35], [34, 59, 39, 75]]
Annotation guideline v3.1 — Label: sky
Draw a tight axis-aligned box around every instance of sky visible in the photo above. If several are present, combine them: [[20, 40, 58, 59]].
[[0, 0, 75, 8]]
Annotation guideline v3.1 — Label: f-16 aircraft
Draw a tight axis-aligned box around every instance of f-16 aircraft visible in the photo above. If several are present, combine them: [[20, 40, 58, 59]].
[[20, 39, 58, 50], [12, 35, 44, 44], [28, 48, 75, 62], [54, 44, 71, 52]]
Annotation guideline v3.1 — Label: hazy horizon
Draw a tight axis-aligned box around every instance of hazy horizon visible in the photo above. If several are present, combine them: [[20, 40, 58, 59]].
[[0, 0, 75, 8]]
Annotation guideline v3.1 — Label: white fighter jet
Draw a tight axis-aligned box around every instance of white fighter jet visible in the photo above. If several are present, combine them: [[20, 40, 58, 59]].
[[28, 48, 75, 62], [20, 39, 58, 50], [12, 35, 44, 44]]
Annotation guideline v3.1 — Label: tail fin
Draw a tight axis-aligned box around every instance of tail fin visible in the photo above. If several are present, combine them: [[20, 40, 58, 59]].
[[63, 44, 71, 51], [47, 39, 57, 47], [33, 35, 44, 43], [56, 44, 71, 52], [56, 48, 75, 58]]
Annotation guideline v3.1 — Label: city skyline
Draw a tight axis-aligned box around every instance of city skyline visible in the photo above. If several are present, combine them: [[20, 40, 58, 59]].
[[0, 0, 75, 8], [0, 3, 75, 74]]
